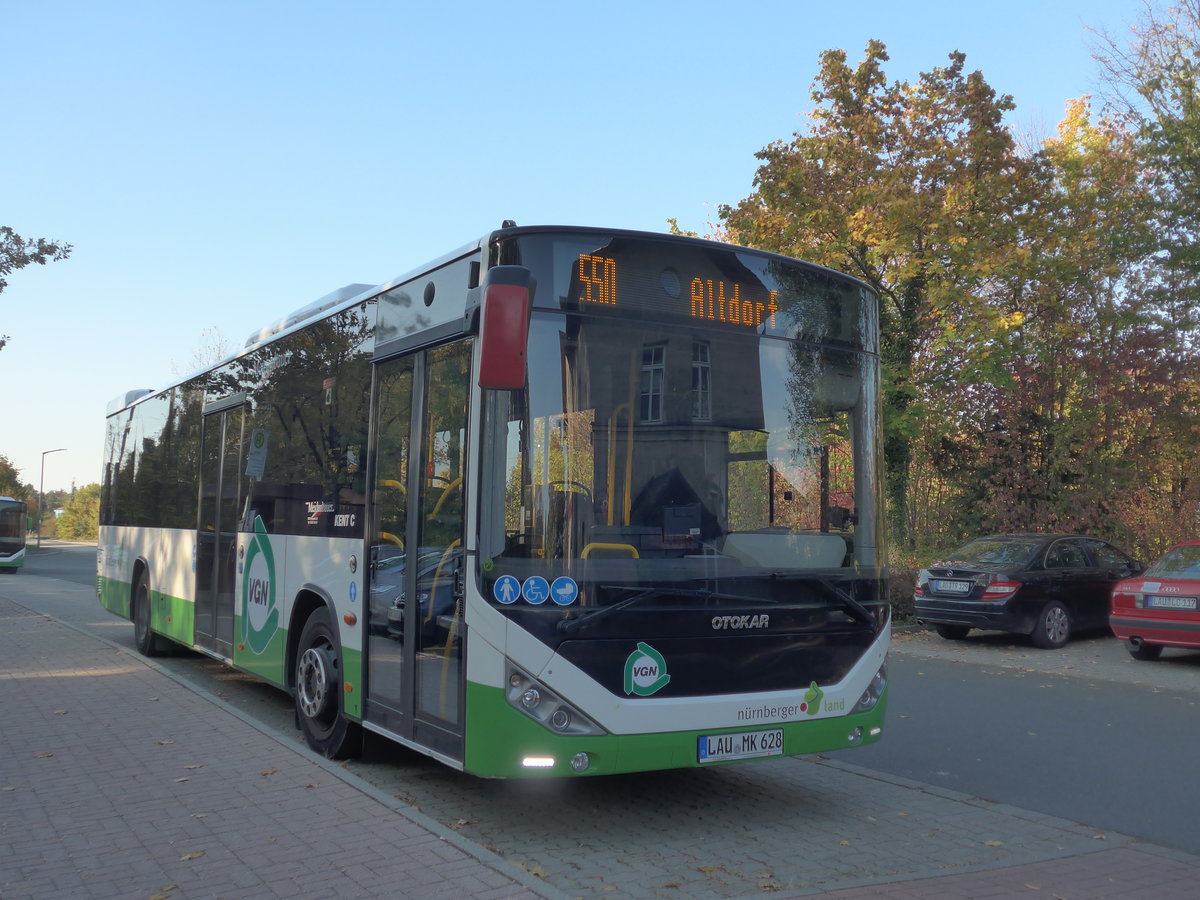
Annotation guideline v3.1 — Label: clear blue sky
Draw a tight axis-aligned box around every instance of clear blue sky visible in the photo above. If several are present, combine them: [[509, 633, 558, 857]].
[[2, 0, 1145, 492]]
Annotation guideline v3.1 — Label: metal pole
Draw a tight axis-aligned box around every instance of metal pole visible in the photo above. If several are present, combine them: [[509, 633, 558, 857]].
[[37, 448, 67, 549]]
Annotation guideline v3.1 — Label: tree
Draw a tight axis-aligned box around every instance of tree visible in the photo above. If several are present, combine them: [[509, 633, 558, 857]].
[[0, 454, 27, 499], [720, 42, 1039, 547], [56, 484, 100, 542], [1094, 0, 1200, 279], [715, 38, 1200, 558], [172, 325, 233, 377], [1086, 1, 1200, 552], [0, 226, 73, 351]]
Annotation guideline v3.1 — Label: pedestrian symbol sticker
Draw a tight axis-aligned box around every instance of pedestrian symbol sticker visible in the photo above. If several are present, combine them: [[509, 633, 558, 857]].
[[494, 575, 520, 605], [522, 576, 550, 604], [551, 576, 579, 606]]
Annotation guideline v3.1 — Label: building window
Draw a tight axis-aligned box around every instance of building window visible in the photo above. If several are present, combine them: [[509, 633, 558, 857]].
[[640, 345, 665, 423], [692, 341, 711, 421]]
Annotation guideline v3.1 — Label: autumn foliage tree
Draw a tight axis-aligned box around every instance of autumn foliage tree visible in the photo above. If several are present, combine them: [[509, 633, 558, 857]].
[[56, 484, 101, 542], [719, 34, 1200, 559], [720, 41, 1039, 547]]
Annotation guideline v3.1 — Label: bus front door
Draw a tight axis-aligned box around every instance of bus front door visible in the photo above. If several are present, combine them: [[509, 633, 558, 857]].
[[365, 341, 471, 763], [196, 401, 244, 658]]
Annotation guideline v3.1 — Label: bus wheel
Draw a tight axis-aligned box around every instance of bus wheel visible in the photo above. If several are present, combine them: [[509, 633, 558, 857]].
[[295, 608, 361, 759], [133, 574, 167, 657]]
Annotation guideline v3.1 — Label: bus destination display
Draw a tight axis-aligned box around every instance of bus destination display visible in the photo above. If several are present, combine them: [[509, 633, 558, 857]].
[[576, 252, 780, 332]]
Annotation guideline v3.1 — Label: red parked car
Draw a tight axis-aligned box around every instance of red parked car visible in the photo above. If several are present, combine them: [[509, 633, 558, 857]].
[[1110, 540, 1200, 660]]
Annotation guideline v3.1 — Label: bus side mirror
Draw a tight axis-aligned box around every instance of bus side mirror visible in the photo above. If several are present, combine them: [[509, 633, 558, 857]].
[[478, 265, 536, 390]]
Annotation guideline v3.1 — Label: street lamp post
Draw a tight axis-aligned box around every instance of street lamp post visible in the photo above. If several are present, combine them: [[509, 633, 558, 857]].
[[38, 448, 67, 549]]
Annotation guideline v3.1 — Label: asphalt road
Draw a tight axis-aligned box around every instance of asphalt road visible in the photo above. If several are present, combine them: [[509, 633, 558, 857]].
[[831, 629, 1200, 853], [12, 542, 1200, 895]]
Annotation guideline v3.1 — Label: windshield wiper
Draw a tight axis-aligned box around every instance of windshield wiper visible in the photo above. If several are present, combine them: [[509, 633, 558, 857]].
[[805, 576, 881, 631]]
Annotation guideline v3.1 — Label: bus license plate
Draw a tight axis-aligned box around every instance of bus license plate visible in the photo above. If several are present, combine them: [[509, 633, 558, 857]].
[[698, 729, 784, 764], [1147, 595, 1198, 610]]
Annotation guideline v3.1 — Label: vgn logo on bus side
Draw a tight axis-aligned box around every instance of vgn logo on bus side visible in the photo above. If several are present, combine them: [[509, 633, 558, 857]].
[[242, 515, 279, 654], [624, 642, 670, 696]]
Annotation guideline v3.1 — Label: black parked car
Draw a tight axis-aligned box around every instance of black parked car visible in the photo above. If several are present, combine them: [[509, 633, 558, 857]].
[[914, 534, 1142, 649]]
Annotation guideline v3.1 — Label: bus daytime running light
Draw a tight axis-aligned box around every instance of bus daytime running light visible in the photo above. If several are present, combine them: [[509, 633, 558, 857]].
[[522, 756, 555, 768]]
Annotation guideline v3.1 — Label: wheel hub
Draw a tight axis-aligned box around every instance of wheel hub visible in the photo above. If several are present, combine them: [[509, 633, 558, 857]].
[[297, 646, 334, 719], [1045, 607, 1068, 642]]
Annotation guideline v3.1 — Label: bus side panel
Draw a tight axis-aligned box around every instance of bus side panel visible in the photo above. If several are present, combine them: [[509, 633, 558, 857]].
[[98, 525, 133, 617], [153, 528, 197, 646], [232, 533, 365, 718], [463, 680, 887, 778], [97, 525, 196, 646], [232, 530, 289, 687]]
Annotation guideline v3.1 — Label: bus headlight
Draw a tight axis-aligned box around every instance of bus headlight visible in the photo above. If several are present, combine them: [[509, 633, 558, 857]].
[[852, 662, 887, 714], [505, 665, 607, 736]]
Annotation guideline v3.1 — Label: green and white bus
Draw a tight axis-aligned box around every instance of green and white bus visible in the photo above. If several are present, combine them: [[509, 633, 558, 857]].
[[99, 224, 889, 777], [0, 496, 27, 572]]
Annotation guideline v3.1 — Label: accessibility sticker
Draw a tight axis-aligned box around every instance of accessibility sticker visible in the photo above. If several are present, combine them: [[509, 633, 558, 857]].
[[522, 576, 550, 605], [550, 576, 579, 606], [493, 574, 521, 605]]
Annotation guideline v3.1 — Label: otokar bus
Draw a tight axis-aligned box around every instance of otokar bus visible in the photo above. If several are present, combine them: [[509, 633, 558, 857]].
[[98, 224, 889, 777]]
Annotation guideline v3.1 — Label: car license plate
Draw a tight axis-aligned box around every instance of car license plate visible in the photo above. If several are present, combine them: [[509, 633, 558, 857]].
[[1147, 595, 1198, 610], [933, 579, 972, 594], [698, 729, 784, 764]]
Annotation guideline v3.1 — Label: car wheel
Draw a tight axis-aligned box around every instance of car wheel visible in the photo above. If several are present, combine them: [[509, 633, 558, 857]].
[[1127, 640, 1164, 661], [935, 624, 970, 640], [1031, 600, 1070, 649], [295, 608, 361, 759]]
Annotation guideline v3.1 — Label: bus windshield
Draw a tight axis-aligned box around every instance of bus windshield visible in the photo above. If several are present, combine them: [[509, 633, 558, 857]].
[[478, 233, 886, 678]]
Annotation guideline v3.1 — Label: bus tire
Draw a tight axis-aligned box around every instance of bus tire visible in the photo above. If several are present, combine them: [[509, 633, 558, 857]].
[[133, 573, 167, 657], [295, 607, 361, 759]]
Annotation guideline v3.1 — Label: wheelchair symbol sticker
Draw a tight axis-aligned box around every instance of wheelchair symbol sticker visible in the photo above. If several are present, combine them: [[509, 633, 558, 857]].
[[522, 576, 550, 604], [494, 574, 521, 605], [551, 577, 579, 606]]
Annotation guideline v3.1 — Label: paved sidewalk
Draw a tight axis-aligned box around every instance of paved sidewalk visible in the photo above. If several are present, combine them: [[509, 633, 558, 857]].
[[3, 590, 1200, 899], [0, 597, 561, 900]]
